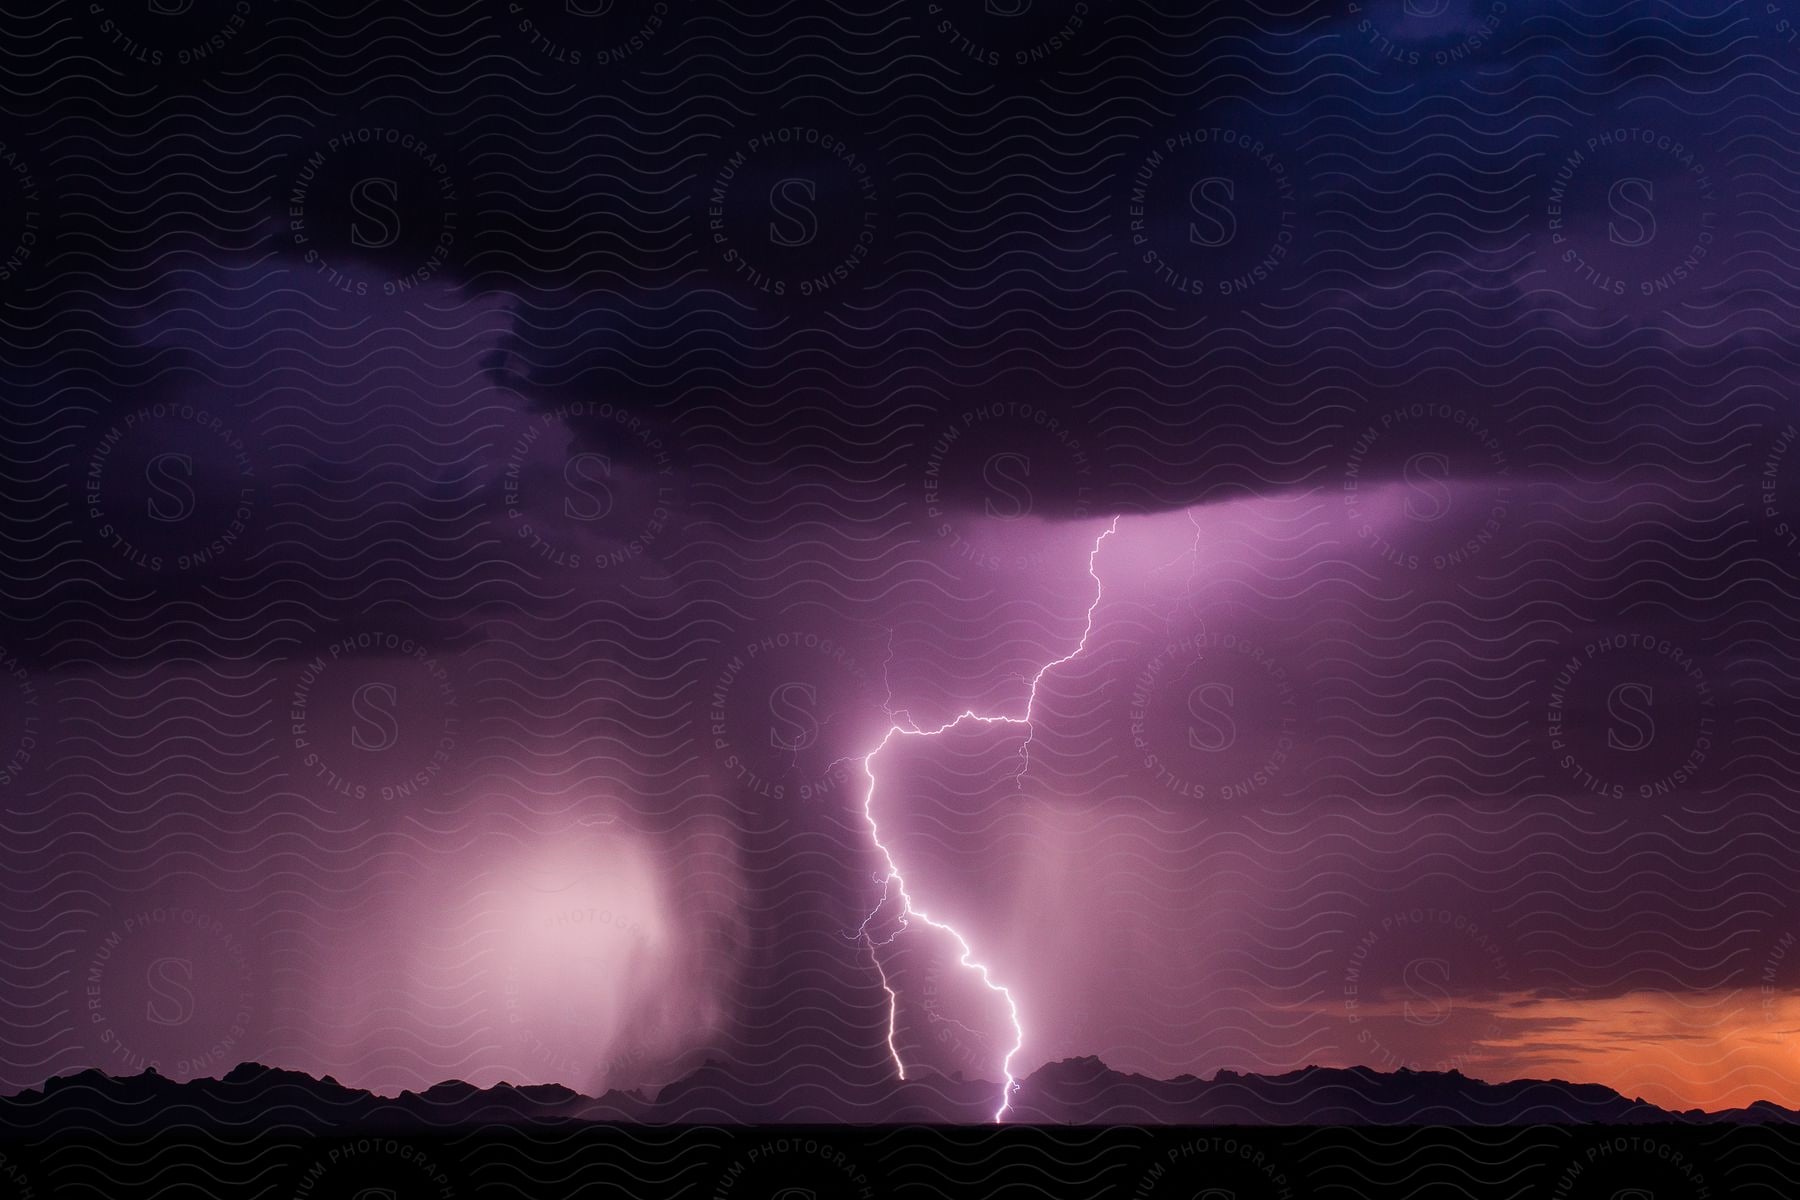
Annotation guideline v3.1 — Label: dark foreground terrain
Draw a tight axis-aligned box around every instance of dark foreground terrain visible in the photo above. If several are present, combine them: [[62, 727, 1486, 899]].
[[0, 1122, 1787, 1199], [1, 1061, 1797, 1196]]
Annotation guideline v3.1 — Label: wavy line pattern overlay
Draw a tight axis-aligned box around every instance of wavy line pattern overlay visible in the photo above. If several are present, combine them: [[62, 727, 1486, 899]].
[[4, 0, 1800, 1194]]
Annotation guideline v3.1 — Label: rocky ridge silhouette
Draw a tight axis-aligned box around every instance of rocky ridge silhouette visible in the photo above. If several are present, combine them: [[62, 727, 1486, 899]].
[[2, 1058, 1794, 1134]]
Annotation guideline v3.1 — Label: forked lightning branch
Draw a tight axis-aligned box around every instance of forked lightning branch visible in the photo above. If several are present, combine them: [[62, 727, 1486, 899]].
[[852, 517, 1119, 1122]]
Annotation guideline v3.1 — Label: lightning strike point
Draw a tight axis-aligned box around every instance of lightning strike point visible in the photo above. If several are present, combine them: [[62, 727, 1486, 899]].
[[856, 516, 1119, 1122]]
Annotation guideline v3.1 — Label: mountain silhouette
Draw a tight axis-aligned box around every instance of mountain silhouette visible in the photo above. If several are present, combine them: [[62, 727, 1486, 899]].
[[1, 1058, 1792, 1133]]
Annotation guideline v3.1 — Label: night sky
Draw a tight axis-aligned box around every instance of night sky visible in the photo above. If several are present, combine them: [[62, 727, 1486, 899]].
[[3, 0, 1800, 1120]]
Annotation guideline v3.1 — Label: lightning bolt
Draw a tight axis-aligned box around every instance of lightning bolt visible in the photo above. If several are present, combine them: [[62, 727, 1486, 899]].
[[854, 516, 1119, 1122]]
